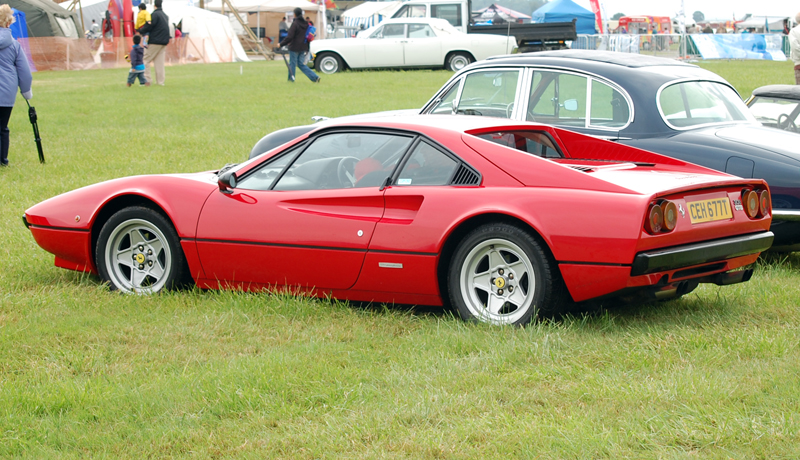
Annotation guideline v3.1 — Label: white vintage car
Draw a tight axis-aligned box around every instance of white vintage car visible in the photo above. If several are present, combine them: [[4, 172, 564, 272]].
[[309, 18, 517, 74]]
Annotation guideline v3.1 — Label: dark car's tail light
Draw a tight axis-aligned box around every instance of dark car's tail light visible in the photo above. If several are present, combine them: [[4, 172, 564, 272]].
[[661, 200, 678, 231], [645, 203, 664, 234], [759, 189, 771, 217]]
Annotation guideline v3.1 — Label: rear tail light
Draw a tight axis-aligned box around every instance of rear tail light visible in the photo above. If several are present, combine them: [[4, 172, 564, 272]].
[[661, 201, 678, 231], [741, 189, 769, 219], [759, 189, 771, 217], [645, 200, 678, 234]]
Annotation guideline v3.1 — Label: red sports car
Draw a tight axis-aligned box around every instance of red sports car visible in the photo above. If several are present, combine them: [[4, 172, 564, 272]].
[[24, 116, 774, 325]]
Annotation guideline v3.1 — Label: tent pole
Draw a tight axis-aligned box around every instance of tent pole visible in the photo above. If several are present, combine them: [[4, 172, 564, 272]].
[[222, 0, 272, 60]]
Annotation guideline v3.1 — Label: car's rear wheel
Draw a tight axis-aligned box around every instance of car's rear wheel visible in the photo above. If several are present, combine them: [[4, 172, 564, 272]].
[[446, 52, 472, 72], [448, 223, 564, 325], [315, 52, 343, 74], [96, 206, 187, 294]]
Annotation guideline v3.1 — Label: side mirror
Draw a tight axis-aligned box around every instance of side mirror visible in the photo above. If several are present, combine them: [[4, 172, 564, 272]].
[[563, 99, 579, 111], [218, 171, 237, 194]]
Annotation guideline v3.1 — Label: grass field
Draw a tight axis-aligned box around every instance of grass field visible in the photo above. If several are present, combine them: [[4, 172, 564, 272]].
[[1, 59, 799, 458]]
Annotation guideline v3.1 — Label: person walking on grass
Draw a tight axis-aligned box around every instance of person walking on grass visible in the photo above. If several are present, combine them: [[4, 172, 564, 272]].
[[0, 4, 32, 167], [279, 7, 320, 83], [138, 0, 170, 86], [127, 34, 147, 87], [790, 13, 800, 85]]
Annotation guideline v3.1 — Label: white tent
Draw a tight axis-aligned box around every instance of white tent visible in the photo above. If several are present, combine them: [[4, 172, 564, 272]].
[[163, 1, 250, 62], [71, 0, 109, 34], [341, 1, 399, 29], [205, 0, 327, 39], [734, 16, 789, 33]]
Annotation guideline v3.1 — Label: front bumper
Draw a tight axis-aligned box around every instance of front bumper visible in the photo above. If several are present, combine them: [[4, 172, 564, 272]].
[[631, 231, 774, 276]]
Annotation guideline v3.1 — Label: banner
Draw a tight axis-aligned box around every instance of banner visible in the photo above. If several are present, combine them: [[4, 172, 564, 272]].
[[690, 34, 786, 60], [589, 0, 604, 34]]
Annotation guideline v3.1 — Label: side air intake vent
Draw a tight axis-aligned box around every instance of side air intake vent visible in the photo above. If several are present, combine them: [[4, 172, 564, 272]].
[[451, 164, 481, 186]]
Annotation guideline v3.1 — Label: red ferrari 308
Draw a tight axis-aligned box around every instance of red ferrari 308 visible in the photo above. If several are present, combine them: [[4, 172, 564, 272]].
[[24, 116, 774, 325]]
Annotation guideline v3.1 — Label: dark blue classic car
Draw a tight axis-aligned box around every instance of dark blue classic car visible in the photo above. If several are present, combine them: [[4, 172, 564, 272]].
[[419, 50, 800, 250]]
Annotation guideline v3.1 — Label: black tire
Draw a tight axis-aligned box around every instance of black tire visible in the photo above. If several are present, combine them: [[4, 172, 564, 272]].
[[447, 223, 566, 325], [315, 52, 343, 74], [446, 52, 472, 72], [95, 206, 189, 293]]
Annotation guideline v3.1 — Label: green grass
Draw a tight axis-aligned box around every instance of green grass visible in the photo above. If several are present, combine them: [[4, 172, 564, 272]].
[[2, 59, 800, 458]]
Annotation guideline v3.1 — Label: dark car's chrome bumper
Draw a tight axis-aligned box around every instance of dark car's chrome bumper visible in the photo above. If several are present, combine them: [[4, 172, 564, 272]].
[[631, 232, 774, 276], [772, 210, 800, 221]]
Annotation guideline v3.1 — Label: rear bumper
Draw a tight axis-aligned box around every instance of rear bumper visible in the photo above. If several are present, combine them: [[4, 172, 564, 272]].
[[631, 231, 774, 276]]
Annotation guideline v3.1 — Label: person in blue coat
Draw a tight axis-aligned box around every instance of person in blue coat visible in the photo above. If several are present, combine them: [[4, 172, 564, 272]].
[[0, 5, 32, 167]]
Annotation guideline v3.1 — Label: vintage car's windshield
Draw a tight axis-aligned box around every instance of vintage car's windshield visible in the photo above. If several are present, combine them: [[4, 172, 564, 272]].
[[658, 81, 755, 129], [748, 96, 800, 126]]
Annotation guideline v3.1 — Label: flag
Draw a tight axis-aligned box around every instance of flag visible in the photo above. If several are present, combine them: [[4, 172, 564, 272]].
[[589, 0, 604, 34]]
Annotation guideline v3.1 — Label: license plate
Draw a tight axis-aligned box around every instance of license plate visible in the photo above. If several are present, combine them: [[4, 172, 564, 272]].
[[687, 197, 732, 224]]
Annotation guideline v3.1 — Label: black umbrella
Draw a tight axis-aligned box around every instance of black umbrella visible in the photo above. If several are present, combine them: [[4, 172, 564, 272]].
[[25, 99, 44, 164]]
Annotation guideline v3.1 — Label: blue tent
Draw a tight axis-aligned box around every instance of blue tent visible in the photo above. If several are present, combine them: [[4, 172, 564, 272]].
[[10, 8, 35, 72], [531, 0, 596, 34]]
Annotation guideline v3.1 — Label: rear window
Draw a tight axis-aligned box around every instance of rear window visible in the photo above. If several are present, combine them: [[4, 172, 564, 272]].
[[658, 81, 755, 128], [475, 131, 562, 158]]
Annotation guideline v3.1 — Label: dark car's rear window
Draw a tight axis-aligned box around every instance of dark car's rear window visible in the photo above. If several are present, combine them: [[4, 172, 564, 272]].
[[658, 81, 755, 129]]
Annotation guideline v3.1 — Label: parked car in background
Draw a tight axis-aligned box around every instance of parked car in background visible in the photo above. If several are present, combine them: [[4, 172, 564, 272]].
[[746, 85, 800, 133], [420, 50, 800, 250], [310, 18, 516, 74], [25, 116, 772, 325]]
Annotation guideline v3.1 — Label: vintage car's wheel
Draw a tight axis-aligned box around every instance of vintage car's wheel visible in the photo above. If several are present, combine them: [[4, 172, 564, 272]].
[[447, 52, 472, 72], [316, 52, 343, 74], [96, 206, 187, 294], [448, 223, 563, 325]]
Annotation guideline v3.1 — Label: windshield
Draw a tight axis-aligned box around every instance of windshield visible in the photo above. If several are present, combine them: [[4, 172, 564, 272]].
[[658, 81, 756, 129], [748, 96, 800, 125]]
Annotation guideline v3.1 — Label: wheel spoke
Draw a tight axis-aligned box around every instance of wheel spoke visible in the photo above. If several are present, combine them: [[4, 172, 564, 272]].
[[487, 294, 505, 314], [148, 238, 164, 256], [129, 228, 146, 247], [148, 261, 164, 281], [507, 260, 528, 279], [488, 249, 505, 271], [472, 271, 492, 293], [131, 269, 147, 289], [115, 247, 135, 268], [507, 288, 527, 307]]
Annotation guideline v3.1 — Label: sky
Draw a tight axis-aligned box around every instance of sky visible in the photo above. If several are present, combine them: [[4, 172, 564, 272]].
[[573, 0, 799, 20]]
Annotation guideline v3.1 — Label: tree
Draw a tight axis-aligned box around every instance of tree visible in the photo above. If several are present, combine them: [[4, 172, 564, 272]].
[[693, 11, 705, 22], [611, 12, 625, 20]]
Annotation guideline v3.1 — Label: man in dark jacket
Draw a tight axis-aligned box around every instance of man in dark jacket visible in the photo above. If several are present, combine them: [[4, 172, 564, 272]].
[[138, 0, 170, 86], [279, 7, 320, 83]]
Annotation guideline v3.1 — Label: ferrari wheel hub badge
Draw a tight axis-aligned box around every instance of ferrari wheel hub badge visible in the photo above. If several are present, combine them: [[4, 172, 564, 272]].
[[135, 253, 146, 264], [494, 277, 506, 289]]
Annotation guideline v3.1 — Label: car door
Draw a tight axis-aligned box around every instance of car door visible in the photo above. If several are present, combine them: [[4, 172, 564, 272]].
[[195, 131, 413, 290], [364, 23, 406, 67], [403, 24, 442, 66]]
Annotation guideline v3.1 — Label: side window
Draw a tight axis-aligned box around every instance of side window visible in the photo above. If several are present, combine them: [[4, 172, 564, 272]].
[[590, 80, 630, 128], [382, 24, 406, 38], [429, 80, 461, 114], [394, 5, 426, 18], [408, 24, 434, 38], [396, 141, 458, 186], [527, 71, 588, 127], [237, 147, 302, 191], [455, 70, 520, 119], [273, 133, 412, 191], [431, 4, 461, 27], [476, 131, 562, 158]]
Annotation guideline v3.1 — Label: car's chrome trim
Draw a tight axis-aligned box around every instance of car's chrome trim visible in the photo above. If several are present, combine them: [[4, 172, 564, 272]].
[[630, 231, 774, 276], [772, 210, 800, 221], [655, 78, 758, 131]]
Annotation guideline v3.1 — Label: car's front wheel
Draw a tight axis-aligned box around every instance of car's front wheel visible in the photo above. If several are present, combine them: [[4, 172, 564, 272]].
[[96, 206, 188, 294], [446, 52, 472, 72], [315, 52, 343, 74], [448, 223, 565, 325]]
